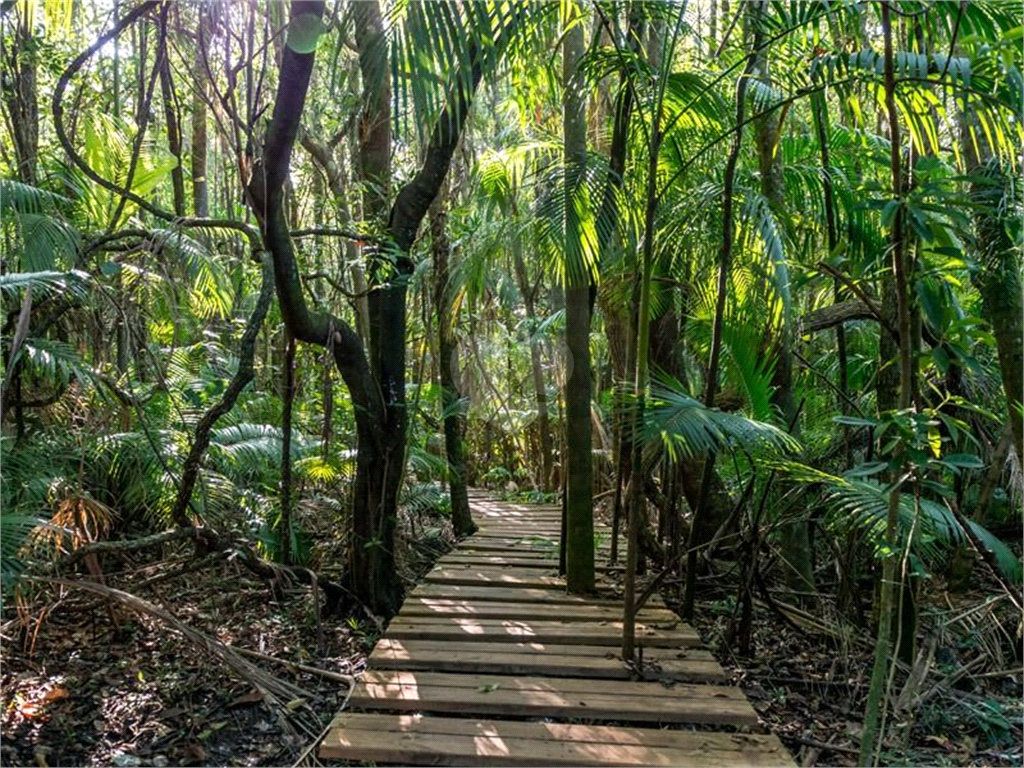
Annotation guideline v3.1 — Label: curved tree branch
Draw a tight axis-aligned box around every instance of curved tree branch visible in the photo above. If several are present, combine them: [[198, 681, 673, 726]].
[[169, 254, 275, 528], [53, 3, 264, 252]]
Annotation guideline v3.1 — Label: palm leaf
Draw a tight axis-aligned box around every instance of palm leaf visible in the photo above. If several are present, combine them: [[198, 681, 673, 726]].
[[645, 374, 800, 463]]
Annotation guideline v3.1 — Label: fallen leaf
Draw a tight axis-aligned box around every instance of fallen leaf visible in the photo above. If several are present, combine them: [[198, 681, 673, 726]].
[[477, 683, 501, 693], [230, 691, 264, 706], [183, 743, 206, 764], [41, 688, 69, 704]]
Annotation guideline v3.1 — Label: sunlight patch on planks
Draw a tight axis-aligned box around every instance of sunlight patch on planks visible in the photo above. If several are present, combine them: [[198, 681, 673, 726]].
[[370, 639, 725, 682], [320, 713, 794, 767], [349, 670, 759, 725]]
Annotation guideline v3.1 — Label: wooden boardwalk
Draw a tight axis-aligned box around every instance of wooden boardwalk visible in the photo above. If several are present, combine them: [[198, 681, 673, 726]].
[[320, 493, 793, 766]]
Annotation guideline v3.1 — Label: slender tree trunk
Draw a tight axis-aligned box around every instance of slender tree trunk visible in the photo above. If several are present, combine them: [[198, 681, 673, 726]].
[[562, 9, 595, 594], [622, 21, 665, 655], [709, 0, 718, 58], [158, 32, 186, 216], [191, 6, 210, 217], [430, 193, 475, 537], [962, 122, 1024, 471], [748, 0, 813, 597], [511, 227, 555, 491], [860, 5, 915, 763], [600, 3, 643, 565], [812, 90, 851, 467], [682, 11, 762, 622], [350, 0, 406, 617], [279, 333, 296, 564]]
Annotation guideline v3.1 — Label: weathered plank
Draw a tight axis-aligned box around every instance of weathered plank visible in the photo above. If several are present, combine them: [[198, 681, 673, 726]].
[[370, 639, 724, 681], [386, 616, 699, 647], [349, 670, 757, 725], [406, 584, 665, 613], [423, 567, 567, 588], [321, 713, 793, 766], [438, 554, 622, 570], [408, 583, 622, 605], [400, 597, 675, 623]]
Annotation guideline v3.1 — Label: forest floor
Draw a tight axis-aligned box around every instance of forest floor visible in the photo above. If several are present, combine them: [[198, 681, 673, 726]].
[[0, 508, 455, 768], [2, 498, 1021, 768]]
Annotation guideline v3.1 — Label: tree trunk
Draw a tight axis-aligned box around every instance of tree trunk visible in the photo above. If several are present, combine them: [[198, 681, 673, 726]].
[[860, 5, 915, 762], [562, 9, 595, 594], [3, 6, 38, 185], [191, 6, 210, 217], [511, 225, 555, 491], [279, 333, 296, 564], [748, 0, 814, 597], [430, 193, 475, 537], [683, 8, 762, 622], [623, 14, 667, 658], [158, 33, 187, 217], [962, 128, 1024, 471], [246, 0, 508, 617]]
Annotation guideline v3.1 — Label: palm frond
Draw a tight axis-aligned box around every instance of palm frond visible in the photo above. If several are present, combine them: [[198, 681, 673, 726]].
[[645, 374, 800, 463], [779, 462, 1022, 584]]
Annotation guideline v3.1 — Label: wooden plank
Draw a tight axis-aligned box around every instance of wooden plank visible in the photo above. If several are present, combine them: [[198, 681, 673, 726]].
[[423, 568, 566, 588], [442, 549, 561, 561], [320, 713, 794, 766], [370, 639, 723, 681], [360, 669, 731, 697], [400, 598, 677, 624], [461, 542, 617, 555], [372, 638, 716, 671], [408, 583, 617, 605], [465, 535, 560, 546], [406, 583, 665, 611], [374, 639, 710, 665], [349, 671, 756, 725], [438, 554, 622, 570], [386, 616, 699, 647]]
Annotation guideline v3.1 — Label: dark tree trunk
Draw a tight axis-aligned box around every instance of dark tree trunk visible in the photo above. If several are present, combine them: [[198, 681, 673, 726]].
[[861, 5, 916, 759], [562, 10, 594, 594], [430, 194, 476, 537], [748, 0, 813, 597], [247, 0, 511, 617], [511, 230, 555, 491], [962, 136, 1024, 470], [3, 6, 38, 185], [683, 8, 763, 622], [158, 30, 187, 217]]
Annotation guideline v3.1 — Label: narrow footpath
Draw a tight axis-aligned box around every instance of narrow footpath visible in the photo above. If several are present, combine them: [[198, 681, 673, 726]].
[[320, 492, 794, 766]]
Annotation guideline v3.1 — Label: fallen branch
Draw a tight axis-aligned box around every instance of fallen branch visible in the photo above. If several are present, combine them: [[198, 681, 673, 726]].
[[57, 528, 202, 569], [232, 646, 355, 687]]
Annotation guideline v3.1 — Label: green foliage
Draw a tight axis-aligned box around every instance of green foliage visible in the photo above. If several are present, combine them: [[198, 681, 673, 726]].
[[778, 462, 1021, 584], [645, 375, 800, 462]]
